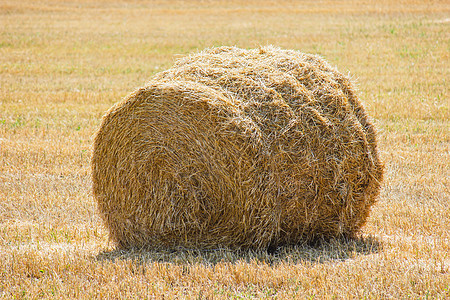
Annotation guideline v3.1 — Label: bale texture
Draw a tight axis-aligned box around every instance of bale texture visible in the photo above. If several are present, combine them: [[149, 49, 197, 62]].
[[92, 46, 384, 250]]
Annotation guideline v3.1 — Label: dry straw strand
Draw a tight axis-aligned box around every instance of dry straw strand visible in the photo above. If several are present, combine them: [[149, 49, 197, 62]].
[[92, 46, 384, 250]]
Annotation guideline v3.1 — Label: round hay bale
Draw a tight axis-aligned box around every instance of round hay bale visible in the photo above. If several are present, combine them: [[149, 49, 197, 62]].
[[92, 46, 384, 250]]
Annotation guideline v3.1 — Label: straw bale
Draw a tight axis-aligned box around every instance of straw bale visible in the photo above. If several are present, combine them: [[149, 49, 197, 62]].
[[92, 46, 384, 250]]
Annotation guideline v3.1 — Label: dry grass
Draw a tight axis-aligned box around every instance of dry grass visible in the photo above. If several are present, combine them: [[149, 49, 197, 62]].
[[0, 0, 448, 298]]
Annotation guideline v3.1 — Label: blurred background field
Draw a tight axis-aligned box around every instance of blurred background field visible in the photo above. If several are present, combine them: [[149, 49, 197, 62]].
[[0, 0, 448, 298]]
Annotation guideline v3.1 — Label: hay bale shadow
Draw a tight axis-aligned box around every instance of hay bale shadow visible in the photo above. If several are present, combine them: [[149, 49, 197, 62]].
[[95, 235, 381, 266]]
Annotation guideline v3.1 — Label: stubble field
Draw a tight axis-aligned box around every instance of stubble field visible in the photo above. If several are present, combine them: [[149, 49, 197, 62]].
[[0, 0, 449, 298]]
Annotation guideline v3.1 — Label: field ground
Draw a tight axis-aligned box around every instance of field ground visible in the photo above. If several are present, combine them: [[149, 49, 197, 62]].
[[1, 0, 449, 298]]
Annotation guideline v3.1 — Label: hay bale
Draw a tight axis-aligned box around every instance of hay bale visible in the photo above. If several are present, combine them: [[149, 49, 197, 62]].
[[92, 46, 384, 250]]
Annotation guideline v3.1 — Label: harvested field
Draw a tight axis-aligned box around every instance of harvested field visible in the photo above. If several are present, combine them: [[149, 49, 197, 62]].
[[0, 0, 448, 298]]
